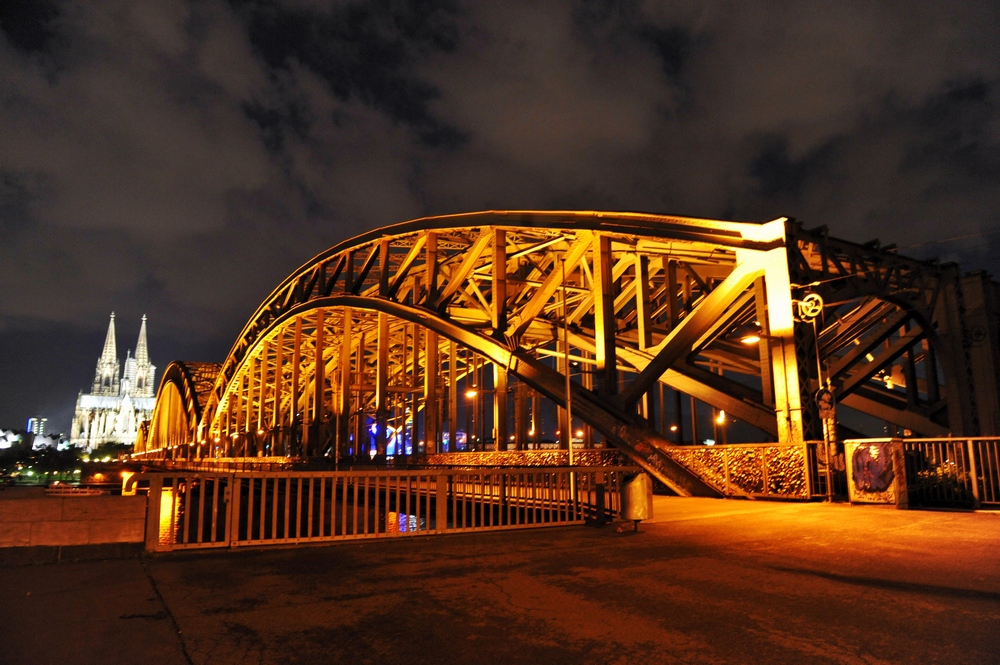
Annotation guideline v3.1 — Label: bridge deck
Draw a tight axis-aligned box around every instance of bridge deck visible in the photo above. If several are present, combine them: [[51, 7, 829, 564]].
[[2, 496, 998, 664]]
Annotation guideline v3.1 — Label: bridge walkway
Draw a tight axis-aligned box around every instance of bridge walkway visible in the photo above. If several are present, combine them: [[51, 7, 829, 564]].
[[2, 496, 998, 664]]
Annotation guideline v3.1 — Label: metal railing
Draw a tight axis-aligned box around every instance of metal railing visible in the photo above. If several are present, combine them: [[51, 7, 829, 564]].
[[149, 457, 296, 473], [660, 443, 811, 499], [806, 442, 847, 499], [661, 437, 1000, 506], [129, 467, 635, 552], [900, 438, 1000, 508]]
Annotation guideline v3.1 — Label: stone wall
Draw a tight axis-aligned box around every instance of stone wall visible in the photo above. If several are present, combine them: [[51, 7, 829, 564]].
[[0, 489, 145, 548]]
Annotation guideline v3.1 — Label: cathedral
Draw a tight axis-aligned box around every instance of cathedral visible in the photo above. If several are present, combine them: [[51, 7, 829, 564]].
[[70, 313, 157, 450]]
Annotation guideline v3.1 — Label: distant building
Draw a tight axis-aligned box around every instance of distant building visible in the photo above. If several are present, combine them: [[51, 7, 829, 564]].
[[0, 429, 24, 450], [26, 417, 47, 436], [31, 433, 72, 451], [70, 313, 157, 450]]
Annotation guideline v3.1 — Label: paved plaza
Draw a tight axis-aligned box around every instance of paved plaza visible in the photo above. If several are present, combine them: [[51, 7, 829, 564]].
[[2, 496, 999, 664]]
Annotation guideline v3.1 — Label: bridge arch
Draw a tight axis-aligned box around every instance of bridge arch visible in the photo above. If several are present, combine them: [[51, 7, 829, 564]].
[[136, 211, 983, 490], [143, 361, 221, 455]]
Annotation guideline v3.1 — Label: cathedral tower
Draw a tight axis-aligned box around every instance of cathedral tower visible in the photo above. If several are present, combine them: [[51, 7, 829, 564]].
[[91, 313, 120, 396], [134, 315, 155, 397], [120, 316, 156, 398]]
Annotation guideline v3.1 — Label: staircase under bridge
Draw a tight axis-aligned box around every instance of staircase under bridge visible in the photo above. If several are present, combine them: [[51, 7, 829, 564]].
[[131, 211, 1000, 501]]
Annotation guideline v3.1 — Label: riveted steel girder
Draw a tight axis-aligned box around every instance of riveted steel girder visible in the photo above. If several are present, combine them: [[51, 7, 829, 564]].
[[139, 210, 991, 484]]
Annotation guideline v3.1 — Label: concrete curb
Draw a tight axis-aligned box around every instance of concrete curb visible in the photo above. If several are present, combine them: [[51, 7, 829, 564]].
[[0, 542, 144, 567]]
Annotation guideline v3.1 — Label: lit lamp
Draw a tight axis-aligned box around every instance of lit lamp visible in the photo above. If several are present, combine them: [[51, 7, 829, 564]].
[[714, 409, 728, 444], [465, 387, 477, 451], [737, 318, 771, 347]]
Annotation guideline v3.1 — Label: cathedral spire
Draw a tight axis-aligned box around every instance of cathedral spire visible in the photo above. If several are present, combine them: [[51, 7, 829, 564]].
[[92, 312, 120, 396], [135, 315, 149, 365], [132, 314, 155, 398], [101, 312, 117, 364]]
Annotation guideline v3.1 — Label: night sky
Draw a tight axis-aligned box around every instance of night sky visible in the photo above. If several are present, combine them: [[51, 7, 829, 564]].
[[2, 1, 999, 434]]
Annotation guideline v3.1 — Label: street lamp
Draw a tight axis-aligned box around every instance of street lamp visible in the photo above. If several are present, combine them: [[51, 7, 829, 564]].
[[465, 386, 477, 451], [714, 409, 728, 445]]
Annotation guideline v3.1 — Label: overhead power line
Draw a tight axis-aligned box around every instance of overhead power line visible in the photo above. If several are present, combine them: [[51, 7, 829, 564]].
[[902, 228, 1000, 250]]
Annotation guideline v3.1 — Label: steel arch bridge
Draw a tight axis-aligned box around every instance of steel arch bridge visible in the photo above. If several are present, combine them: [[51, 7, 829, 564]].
[[136, 210, 990, 495]]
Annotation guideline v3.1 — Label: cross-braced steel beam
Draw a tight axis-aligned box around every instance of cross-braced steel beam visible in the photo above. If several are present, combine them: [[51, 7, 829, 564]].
[[136, 211, 993, 494]]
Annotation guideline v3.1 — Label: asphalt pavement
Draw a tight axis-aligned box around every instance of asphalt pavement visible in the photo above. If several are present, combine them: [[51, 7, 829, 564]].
[[2, 497, 999, 664]]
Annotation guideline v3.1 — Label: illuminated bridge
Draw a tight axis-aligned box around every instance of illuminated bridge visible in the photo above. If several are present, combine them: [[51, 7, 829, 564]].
[[135, 211, 1000, 499]]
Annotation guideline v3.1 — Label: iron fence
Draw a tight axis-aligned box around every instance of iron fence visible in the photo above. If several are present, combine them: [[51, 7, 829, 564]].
[[128, 466, 635, 552], [660, 443, 811, 499], [151, 457, 295, 473], [901, 438, 1000, 508], [806, 442, 847, 499]]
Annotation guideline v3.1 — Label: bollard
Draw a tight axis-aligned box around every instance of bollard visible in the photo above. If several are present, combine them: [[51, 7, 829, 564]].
[[890, 439, 909, 510], [620, 473, 653, 531], [594, 483, 606, 526]]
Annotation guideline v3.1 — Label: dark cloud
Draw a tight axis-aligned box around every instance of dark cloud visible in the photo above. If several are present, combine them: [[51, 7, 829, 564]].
[[1, 0, 999, 431], [0, 0, 61, 55], [235, 0, 464, 145]]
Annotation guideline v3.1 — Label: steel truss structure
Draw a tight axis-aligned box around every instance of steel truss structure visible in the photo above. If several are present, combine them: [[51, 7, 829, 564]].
[[136, 211, 997, 495]]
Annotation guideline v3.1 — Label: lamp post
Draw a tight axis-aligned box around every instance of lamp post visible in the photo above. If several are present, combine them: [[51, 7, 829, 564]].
[[561, 259, 573, 467], [797, 293, 835, 498], [561, 258, 577, 509], [741, 292, 833, 496], [465, 387, 477, 451]]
